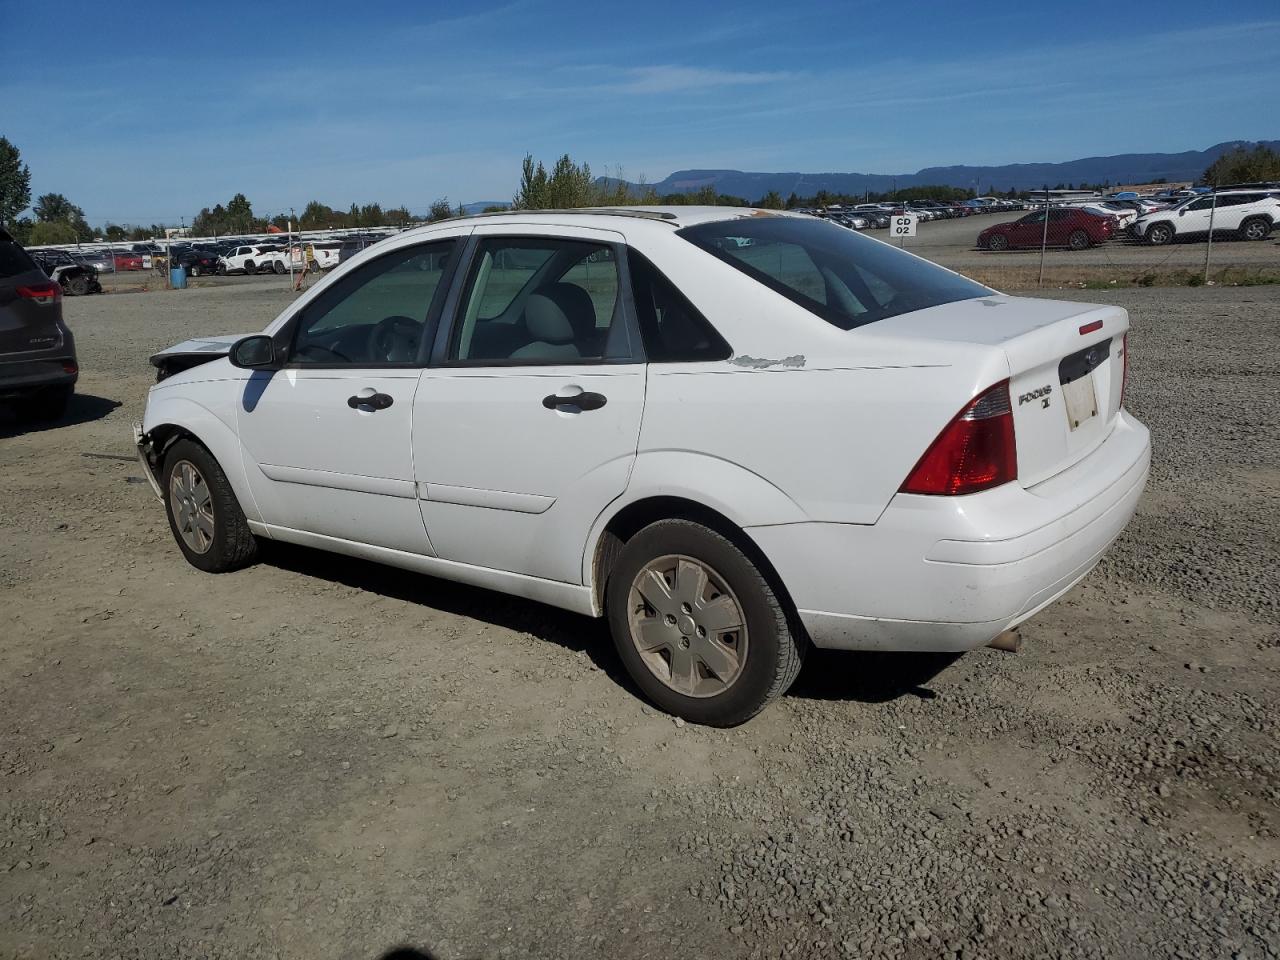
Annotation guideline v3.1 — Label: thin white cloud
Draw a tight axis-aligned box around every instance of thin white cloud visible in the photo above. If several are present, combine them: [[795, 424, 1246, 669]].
[[616, 65, 790, 94]]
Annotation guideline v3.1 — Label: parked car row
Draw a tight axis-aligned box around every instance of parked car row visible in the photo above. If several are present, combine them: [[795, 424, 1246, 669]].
[[979, 189, 1280, 250], [807, 197, 1034, 232]]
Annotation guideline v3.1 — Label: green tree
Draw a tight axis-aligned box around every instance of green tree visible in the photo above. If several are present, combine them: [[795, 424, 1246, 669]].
[[384, 205, 412, 225], [9, 217, 33, 245], [427, 198, 455, 222], [757, 190, 784, 209], [0, 136, 31, 226], [1203, 144, 1280, 185], [514, 153, 550, 209], [104, 223, 127, 241], [482, 204, 508, 213], [785, 191, 800, 209], [33, 192, 81, 224], [29, 220, 77, 245], [226, 193, 253, 232]]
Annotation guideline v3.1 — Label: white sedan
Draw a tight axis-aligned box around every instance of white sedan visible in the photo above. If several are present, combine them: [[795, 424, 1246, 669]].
[[136, 208, 1150, 726]]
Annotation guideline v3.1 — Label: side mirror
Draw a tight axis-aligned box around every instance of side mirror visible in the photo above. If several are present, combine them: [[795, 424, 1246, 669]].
[[1178, 209, 1186, 216], [229, 335, 279, 369]]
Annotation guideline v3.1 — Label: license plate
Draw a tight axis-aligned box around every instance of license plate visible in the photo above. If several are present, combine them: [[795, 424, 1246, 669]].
[[1062, 370, 1098, 430]]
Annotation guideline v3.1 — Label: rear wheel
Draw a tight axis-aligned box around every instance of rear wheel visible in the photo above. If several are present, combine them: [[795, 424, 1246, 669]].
[[308, 260, 321, 274], [606, 519, 804, 727], [1239, 217, 1271, 241], [986, 233, 1009, 251], [1068, 230, 1091, 250], [66, 274, 90, 296], [243, 260, 256, 275], [161, 439, 259, 573], [273, 260, 286, 274], [1146, 222, 1174, 245], [190, 264, 201, 277], [15, 384, 71, 423]]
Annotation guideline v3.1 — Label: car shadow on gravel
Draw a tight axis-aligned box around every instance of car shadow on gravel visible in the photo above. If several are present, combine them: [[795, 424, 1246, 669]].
[[261, 542, 961, 709], [788, 648, 961, 704], [259, 541, 640, 692], [0, 393, 121, 438]]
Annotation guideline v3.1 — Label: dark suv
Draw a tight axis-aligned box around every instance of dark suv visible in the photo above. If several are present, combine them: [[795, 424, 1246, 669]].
[[1, 228, 78, 421]]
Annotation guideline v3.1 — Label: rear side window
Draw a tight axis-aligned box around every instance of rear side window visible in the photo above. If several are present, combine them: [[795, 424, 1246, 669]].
[[678, 216, 990, 330], [0, 236, 39, 279], [628, 251, 730, 362]]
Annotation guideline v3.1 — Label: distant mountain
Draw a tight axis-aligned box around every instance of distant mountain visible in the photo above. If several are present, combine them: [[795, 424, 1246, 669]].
[[461, 200, 510, 215], [600, 140, 1279, 200]]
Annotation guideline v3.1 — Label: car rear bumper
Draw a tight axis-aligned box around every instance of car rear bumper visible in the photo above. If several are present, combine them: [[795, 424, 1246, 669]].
[[747, 410, 1151, 652], [0, 358, 78, 399]]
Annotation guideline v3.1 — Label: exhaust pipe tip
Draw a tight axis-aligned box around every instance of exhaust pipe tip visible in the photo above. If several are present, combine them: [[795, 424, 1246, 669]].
[[988, 629, 1021, 653]]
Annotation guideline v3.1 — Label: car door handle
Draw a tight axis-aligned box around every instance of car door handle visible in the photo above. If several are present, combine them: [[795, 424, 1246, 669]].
[[348, 390, 394, 411], [542, 388, 607, 412]]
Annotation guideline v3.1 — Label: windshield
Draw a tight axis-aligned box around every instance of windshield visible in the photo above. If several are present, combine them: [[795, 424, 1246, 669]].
[[677, 216, 991, 330]]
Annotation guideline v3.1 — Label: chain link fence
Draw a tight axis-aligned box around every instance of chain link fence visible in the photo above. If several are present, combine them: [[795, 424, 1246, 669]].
[[883, 186, 1280, 292]]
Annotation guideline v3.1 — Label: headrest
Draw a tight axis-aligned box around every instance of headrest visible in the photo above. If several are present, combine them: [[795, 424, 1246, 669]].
[[524, 293, 576, 344]]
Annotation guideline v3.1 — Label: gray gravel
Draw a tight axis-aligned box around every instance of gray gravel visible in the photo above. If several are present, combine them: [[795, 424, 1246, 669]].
[[0, 281, 1277, 959]]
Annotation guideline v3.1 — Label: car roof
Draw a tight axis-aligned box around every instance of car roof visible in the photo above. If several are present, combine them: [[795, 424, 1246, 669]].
[[398, 206, 806, 240]]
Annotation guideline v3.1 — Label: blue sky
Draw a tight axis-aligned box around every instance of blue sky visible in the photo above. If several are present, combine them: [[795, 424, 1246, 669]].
[[2, 0, 1277, 224]]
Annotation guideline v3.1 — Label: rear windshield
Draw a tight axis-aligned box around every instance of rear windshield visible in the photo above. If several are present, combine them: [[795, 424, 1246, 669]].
[[0, 236, 40, 279], [677, 216, 990, 330]]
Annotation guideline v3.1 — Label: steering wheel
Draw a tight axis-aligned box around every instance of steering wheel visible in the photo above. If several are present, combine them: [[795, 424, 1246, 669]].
[[367, 315, 422, 363]]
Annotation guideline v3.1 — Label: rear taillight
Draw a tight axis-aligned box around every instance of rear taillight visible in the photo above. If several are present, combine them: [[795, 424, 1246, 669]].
[[900, 380, 1017, 496], [17, 282, 61, 305], [1120, 333, 1129, 406]]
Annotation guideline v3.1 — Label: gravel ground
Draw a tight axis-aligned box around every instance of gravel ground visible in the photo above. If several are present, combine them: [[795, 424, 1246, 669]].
[[1, 282, 1277, 960]]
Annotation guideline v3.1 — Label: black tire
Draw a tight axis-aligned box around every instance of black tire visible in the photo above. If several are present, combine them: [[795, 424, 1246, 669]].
[[986, 233, 1008, 251], [216, 263, 227, 276], [243, 260, 256, 275], [66, 274, 90, 296], [272, 260, 286, 274], [161, 439, 259, 573], [606, 519, 804, 727], [308, 260, 321, 274], [1146, 222, 1174, 246], [1068, 230, 1090, 250], [1239, 217, 1271, 242], [15, 384, 71, 423], [190, 265, 200, 277]]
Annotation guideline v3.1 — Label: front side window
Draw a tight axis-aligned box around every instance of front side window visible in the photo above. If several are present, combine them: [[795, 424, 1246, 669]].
[[291, 240, 456, 365], [678, 216, 990, 331], [451, 237, 627, 363]]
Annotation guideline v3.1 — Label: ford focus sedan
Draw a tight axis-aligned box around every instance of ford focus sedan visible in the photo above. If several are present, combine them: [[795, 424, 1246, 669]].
[[136, 208, 1150, 726]]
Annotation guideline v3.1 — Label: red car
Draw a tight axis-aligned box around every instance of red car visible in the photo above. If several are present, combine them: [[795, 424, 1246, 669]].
[[113, 251, 145, 271], [979, 208, 1115, 251]]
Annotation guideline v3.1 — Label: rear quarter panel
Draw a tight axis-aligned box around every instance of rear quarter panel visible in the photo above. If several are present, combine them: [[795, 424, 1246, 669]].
[[623, 227, 1009, 525]]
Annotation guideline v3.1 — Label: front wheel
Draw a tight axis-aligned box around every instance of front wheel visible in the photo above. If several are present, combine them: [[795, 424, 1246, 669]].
[[606, 519, 804, 727], [216, 263, 227, 276], [67, 274, 90, 296], [1146, 222, 1174, 246], [161, 439, 259, 573], [986, 234, 1008, 251]]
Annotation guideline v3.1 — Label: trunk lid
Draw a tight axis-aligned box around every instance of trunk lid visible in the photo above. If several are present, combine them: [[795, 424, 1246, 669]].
[[874, 294, 1128, 487]]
